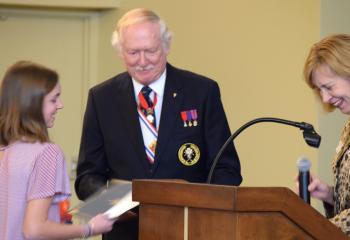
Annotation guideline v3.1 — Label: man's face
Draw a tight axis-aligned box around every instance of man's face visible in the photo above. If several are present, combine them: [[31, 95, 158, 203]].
[[119, 21, 170, 85]]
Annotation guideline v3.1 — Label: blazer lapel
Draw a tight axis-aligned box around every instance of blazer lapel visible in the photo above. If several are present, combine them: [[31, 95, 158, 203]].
[[117, 77, 150, 172], [153, 65, 184, 170]]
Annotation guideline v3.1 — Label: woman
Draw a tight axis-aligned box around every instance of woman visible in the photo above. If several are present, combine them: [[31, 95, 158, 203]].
[[0, 61, 115, 239], [303, 33, 350, 236]]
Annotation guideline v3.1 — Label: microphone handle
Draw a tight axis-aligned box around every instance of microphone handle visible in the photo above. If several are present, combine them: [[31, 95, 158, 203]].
[[299, 170, 310, 204]]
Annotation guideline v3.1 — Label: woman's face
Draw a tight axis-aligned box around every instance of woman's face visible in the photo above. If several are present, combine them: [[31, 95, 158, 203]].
[[42, 82, 63, 128], [313, 64, 350, 115]]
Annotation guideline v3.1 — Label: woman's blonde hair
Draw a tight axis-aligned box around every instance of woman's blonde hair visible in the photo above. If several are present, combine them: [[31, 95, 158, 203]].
[[303, 34, 350, 111]]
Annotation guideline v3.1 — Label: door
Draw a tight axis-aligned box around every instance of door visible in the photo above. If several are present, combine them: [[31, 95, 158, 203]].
[[0, 8, 98, 205]]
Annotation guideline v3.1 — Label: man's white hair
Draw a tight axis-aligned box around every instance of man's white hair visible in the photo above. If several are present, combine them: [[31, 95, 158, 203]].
[[111, 8, 172, 52]]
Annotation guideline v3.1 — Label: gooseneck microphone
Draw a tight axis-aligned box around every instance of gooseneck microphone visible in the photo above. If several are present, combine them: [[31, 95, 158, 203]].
[[206, 117, 321, 184], [297, 157, 311, 204]]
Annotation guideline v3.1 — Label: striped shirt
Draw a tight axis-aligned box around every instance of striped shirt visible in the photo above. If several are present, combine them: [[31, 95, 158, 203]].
[[0, 141, 71, 240]]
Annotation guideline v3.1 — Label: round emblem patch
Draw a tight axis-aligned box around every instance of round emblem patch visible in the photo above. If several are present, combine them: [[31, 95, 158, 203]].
[[178, 143, 200, 166]]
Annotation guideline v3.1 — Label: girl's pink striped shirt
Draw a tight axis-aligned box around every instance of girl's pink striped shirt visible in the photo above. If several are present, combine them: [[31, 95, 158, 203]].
[[0, 141, 71, 240]]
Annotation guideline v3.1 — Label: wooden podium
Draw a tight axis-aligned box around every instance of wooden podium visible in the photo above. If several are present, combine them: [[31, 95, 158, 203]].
[[132, 179, 347, 240]]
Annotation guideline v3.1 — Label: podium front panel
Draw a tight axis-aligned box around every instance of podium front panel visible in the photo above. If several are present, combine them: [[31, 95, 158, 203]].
[[139, 204, 184, 240], [189, 208, 236, 240]]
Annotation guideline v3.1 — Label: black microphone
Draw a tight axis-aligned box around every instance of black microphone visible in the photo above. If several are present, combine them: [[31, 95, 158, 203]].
[[206, 117, 321, 184], [297, 157, 311, 204]]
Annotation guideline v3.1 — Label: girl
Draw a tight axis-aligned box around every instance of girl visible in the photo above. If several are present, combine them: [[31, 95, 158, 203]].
[[0, 61, 115, 239]]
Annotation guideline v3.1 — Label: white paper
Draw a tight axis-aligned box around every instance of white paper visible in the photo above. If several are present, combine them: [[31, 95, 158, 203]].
[[104, 191, 139, 219], [72, 181, 139, 221]]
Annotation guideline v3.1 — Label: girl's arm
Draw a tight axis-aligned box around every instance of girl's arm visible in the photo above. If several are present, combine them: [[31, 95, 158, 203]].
[[23, 197, 114, 240]]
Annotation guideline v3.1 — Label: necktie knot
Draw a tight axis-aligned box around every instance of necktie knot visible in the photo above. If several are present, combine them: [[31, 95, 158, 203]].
[[141, 86, 152, 96]]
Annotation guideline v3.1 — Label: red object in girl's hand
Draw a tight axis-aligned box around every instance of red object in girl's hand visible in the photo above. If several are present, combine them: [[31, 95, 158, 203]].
[[59, 199, 73, 224]]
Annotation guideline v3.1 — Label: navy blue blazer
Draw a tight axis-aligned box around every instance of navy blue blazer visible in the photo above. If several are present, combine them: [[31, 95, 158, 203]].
[[75, 63, 242, 239]]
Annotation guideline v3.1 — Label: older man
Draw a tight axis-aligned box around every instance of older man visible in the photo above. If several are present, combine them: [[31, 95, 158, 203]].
[[75, 8, 242, 240]]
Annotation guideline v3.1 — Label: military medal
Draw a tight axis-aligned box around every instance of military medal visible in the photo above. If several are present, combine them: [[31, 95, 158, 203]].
[[186, 111, 193, 126], [146, 108, 155, 123], [146, 114, 154, 123], [180, 109, 199, 127], [191, 110, 198, 126], [148, 140, 157, 152], [181, 111, 188, 127], [178, 143, 200, 166]]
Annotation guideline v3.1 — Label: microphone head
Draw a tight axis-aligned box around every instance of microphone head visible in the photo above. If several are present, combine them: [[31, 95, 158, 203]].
[[303, 130, 321, 148], [296, 157, 311, 172]]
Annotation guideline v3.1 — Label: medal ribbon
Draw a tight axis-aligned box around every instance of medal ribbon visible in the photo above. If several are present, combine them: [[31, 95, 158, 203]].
[[138, 86, 158, 164], [138, 87, 157, 127], [138, 90, 157, 112], [190, 110, 197, 120], [138, 108, 158, 164], [181, 111, 187, 122]]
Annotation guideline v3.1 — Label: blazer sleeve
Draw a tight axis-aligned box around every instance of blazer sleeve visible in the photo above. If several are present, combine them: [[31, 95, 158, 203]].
[[75, 89, 109, 200], [204, 81, 242, 185]]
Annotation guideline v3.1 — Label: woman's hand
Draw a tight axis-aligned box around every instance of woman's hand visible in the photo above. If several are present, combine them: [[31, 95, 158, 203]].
[[295, 174, 333, 204], [308, 174, 333, 204]]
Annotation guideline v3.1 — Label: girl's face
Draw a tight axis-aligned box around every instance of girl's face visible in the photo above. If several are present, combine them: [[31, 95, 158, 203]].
[[42, 82, 63, 128]]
